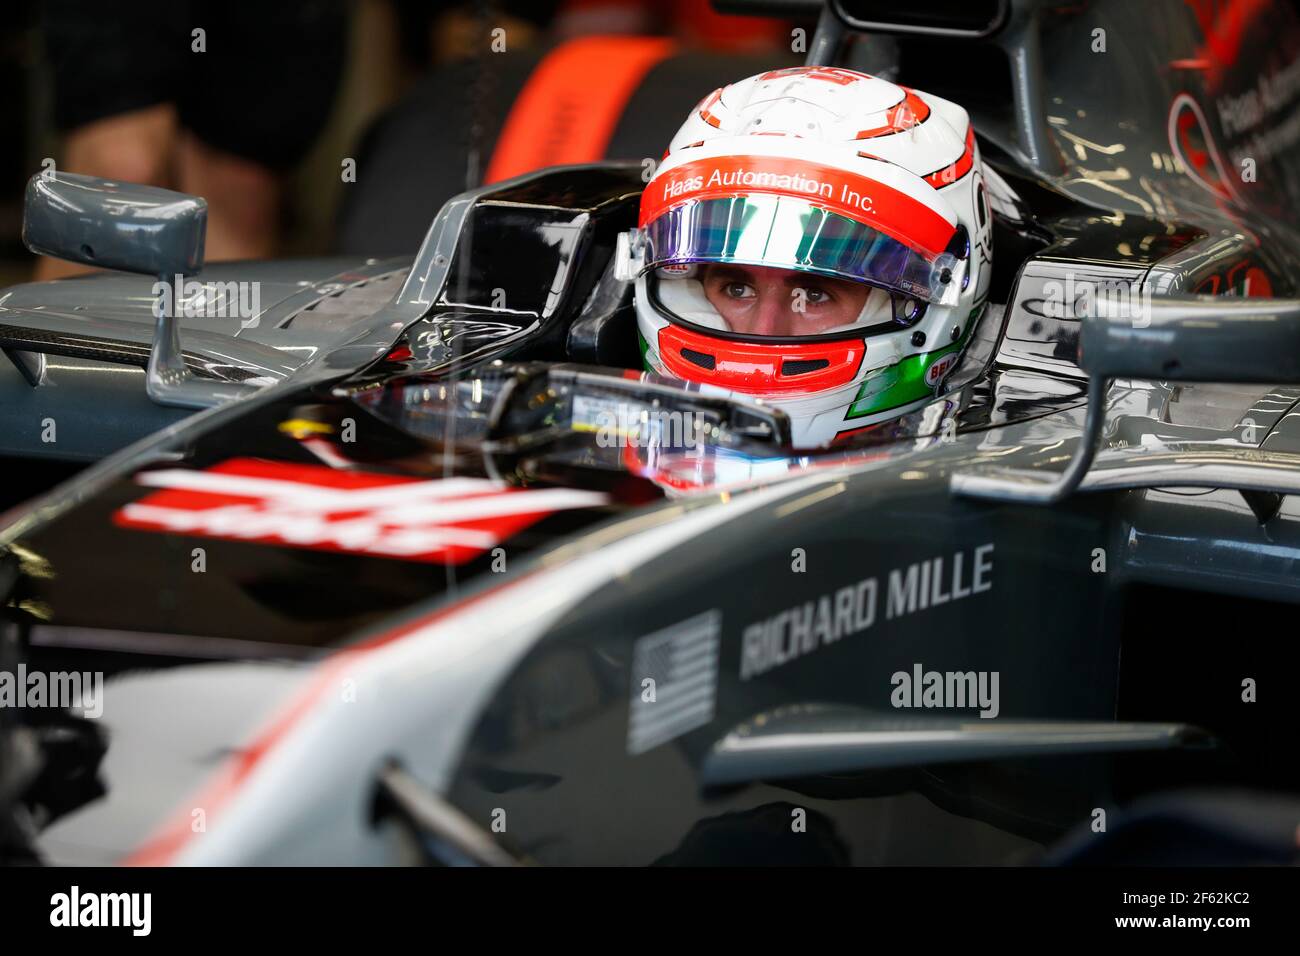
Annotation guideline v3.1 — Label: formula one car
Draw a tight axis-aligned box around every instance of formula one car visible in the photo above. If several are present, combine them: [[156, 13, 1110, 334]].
[[3, 0, 1300, 865]]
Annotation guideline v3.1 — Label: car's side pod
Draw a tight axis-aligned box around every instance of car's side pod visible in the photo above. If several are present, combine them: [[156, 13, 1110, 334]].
[[952, 293, 1300, 520]]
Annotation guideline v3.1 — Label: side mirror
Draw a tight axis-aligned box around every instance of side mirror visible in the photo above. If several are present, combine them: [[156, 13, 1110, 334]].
[[952, 294, 1300, 504], [1079, 294, 1300, 383], [19, 173, 252, 408], [23, 172, 206, 278]]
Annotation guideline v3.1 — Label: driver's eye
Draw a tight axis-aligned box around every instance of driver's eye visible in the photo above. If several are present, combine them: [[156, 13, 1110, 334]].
[[724, 282, 754, 299], [795, 287, 832, 306]]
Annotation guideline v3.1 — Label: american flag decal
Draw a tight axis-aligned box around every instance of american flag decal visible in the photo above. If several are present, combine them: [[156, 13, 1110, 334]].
[[113, 458, 607, 565], [627, 610, 722, 755]]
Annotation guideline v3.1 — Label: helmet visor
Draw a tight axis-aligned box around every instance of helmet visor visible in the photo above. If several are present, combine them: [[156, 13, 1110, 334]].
[[641, 194, 962, 306]]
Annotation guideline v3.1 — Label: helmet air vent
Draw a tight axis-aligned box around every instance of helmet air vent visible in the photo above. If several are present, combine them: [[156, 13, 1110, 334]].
[[782, 358, 831, 376], [680, 347, 716, 370]]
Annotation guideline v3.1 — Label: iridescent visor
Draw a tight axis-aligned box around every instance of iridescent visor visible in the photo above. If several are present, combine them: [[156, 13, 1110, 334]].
[[642, 194, 960, 305]]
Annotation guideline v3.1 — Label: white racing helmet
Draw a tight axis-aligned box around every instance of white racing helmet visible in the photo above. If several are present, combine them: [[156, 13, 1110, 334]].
[[621, 66, 993, 448]]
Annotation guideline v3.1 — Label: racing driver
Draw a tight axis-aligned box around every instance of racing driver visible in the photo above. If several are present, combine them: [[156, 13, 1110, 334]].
[[619, 65, 994, 448]]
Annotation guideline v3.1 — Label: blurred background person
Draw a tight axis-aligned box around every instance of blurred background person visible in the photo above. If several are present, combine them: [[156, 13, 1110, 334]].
[[35, 0, 348, 278], [5, 0, 803, 278]]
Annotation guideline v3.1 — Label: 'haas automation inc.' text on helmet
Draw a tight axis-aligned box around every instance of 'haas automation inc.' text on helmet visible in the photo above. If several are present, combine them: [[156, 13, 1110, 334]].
[[621, 66, 993, 448]]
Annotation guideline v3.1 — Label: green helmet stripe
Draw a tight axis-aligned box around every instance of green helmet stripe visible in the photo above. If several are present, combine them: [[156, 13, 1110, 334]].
[[845, 302, 985, 419]]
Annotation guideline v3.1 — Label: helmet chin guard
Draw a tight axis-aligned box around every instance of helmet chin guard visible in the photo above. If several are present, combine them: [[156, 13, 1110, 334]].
[[654, 318, 868, 395]]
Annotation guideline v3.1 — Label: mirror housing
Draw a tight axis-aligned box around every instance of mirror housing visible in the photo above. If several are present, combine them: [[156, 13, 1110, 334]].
[[23, 172, 206, 278], [19, 172, 250, 408], [953, 294, 1300, 505], [1079, 295, 1300, 383]]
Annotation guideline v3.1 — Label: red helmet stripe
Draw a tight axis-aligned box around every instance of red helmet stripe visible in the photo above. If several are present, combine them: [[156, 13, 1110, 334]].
[[640, 154, 956, 257], [854, 88, 932, 139], [698, 88, 724, 128], [758, 66, 870, 86], [923, 125, 977, 189]]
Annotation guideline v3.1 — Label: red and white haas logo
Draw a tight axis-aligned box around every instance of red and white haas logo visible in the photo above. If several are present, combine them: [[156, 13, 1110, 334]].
[[113, 458, 607, 565]]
